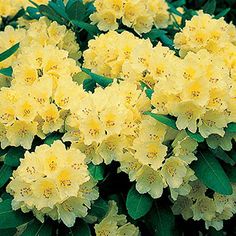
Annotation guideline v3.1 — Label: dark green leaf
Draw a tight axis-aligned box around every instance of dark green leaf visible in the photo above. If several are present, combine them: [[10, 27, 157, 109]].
[[44, 132, 63, 146], [0, 43, 19, 62], [147, 202, 175, 236], [126, 186, 153, 220], [4, 147, 25, 167], [82, 68, 113, 88], [49, 2, 70, 21], [226, 123, 236, 133], [72, 20, 99, 36], [0, 67, 13, 77], [89, 198, 109, 220], [203, 0, 216, 15], [144, 111, 178, 130], [215, 8, 231, 19], [224, 165, 236, 183], [83, 78, 96, 92], [0, 199, 32, 229], [0, 229, 17, 236], [145, 89, 154, 99], [172, 0, 186, 7], [70, 220, 91, 236], [38, 5, 64, 24], [210, 148, 235, 166], [22, 219, 52, 236], [186, 130, 204, 143], [0, 165, 12, 188], [66, 0, 86, 21], [191, 150, 233, 195], [88, 163, 105, 181]]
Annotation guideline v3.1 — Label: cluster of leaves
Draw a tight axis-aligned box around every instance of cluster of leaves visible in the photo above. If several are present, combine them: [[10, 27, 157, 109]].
[[1, 0, 236, 235]]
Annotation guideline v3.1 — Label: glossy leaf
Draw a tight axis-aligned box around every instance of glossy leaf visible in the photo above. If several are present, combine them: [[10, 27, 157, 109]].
[[126, 186, 153, 220], [0, 67, 13, 77], [0, 199, 32, 229], [0, 43, 19, 62], [144, 111, 178, 130], [0, 165, 12, 188], [88, 163, 105, 181], [4, 147, 25, 167], [147, 202, 175, 236], [191, 150, 233, 195]]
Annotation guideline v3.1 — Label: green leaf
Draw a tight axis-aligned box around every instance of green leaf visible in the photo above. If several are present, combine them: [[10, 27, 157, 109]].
[[38, 5, 64, 24], [191, 150, 233, 195], [147, 202, 175, 236], [172, 0, 186, 7], [44, 132, 63, 146], [82, 68, 113, 88], [126, 186, 153, 220], [224, 165, 236, 183], [0, 43, 19, 62], [210, 148, 235, 166], [186, 130, 204, 143], [89, 198, 109, 220], [22, 219, 52, 236], [88, 163, 105, 181], [145, 89, 154, 99], [226, 123, 236, 133], [0, 199, 32, 229], [72, 20, 99, 36], [4, 147, 25, 167], [48, 1, 70, 21], [144, 111, 178, 130], [0, 165, 12, 188], [214, 8, 231, 19], [0, 67, 13, 77], [83, 78, 96, 92], [66, 0, 86, 21], [0, 229, 17, 236], [203, 0, 216, 15], [70, 220, 91, 236]]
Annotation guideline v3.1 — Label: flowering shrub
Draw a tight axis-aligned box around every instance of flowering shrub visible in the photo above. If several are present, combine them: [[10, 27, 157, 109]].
[[1, 0, 236, 235]]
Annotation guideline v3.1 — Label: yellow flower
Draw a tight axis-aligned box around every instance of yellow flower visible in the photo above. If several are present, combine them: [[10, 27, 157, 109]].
[[173, 101, 205, 133], [97, 135, 126, 165], [15, 96, 38, 122], [95, 201, 140, 236], [39, 103, 63, 134], [172, 196, 193, 220], [191, 197, 216, 221], [90, 10, 119, 31], [198, 110, 227, 138], [161, 156, 187, 188], [6, 120, 37, 149], [80, 116, 106, 145], [133, 140, 167, 170], [135, 166, 164, 199]]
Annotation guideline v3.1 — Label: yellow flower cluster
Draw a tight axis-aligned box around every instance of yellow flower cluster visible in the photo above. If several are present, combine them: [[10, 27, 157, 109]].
[[151, 49, 236, 138], [172, 181, 236, 230], [20, 17, 81, 60], [90, 0, 170, 34], [174, 11, 236, 57], [0, 77, 85, 149], [0, 19, 83, 149], [94, 201, 140, 236], [118, 128, 197, 199], [64, 80, 150, 164], [83, 31, 178, 88], [6, 141, 99, 227], [0, 0, 48, 18]]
